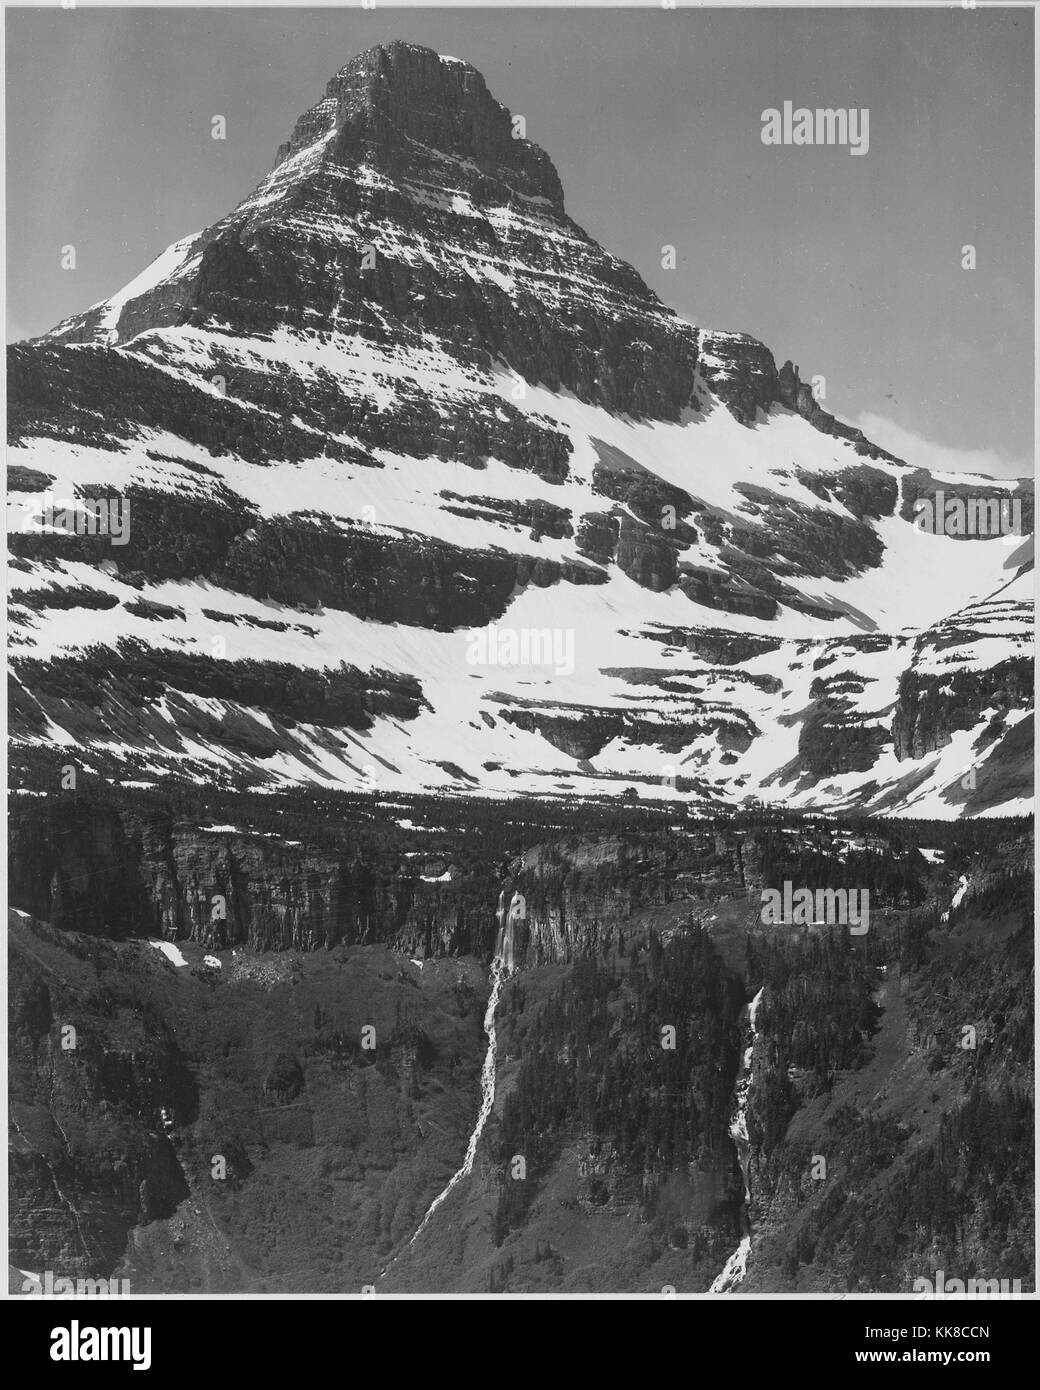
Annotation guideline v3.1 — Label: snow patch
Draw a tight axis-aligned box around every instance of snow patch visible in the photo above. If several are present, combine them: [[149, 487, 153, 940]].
[[149, 939, 188, 967]]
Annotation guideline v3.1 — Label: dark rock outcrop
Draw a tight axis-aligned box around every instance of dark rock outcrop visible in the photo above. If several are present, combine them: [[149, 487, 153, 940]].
[[893, 658, 1033, 761]]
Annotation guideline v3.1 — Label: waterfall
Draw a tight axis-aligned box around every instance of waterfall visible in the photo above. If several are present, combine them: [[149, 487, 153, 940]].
[[710, 1234, 752, 1293], [404, 953, 509, 1248], [709, 986, 764, 1294], [494, 888, 524, 971], [383, 887, 524, 1270]]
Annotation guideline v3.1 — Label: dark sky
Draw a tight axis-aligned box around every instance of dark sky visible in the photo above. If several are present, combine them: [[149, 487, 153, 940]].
[[6, 4, 1034, 475]]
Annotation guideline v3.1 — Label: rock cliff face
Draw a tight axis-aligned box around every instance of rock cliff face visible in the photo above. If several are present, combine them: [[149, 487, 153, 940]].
[[10, 915, 195, 1277], [7, 797, 761, 966], [700, 336, 901, 461], [7, 41, 1033, 815], [8, 903, 500, 1286], [8, 797, 499, 958], [893, 660, 1032, 761], [282, 44, 566, 210]]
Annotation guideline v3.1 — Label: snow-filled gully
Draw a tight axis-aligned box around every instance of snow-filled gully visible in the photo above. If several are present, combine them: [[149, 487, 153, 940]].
[[709, 986, 764, 1294]]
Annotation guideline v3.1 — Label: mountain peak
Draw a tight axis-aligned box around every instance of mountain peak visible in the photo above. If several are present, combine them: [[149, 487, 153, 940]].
[[11, 36, 1032, 823], [273, 40, 565, 211]]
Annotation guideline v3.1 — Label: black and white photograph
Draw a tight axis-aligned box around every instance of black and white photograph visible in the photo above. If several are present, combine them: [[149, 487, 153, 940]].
[[4, 0, 1035, 1329]]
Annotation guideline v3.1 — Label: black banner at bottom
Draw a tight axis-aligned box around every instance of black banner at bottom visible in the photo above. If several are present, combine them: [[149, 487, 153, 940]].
[[2, 1291, 1035, 1374]]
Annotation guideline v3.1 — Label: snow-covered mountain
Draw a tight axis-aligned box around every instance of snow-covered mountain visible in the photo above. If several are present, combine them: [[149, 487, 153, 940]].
[[8, 41, 1033, 818]]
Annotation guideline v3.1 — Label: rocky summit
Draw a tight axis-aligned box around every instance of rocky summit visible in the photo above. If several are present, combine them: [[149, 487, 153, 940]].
[[8, 40, 1033, 814]]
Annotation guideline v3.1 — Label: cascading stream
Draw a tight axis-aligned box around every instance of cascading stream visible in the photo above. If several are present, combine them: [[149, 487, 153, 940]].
[[709, 986, 764, 1294], [382, 889, 524, 1274], [404, 953, 508, 1249]]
